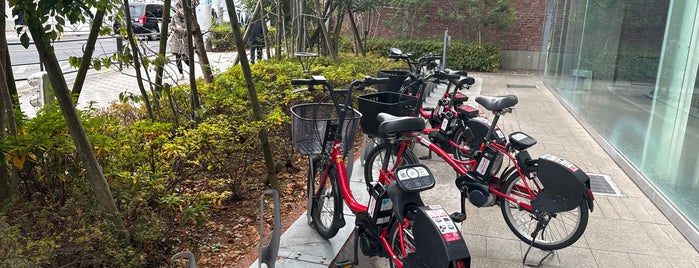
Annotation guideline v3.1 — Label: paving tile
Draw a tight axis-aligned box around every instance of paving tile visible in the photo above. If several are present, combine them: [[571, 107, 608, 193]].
[[628, 253, 673, 268], [553, 245, 597, 268], [591, 249, 634, 267], [584, 217, 663, 256], [668, 258, 699, 268], [606, 196, 636, 221], [462, 233, 487, 257], [595, 196, 622, 219], [469, 257, 525, 268], [486, 236, 523, 263]]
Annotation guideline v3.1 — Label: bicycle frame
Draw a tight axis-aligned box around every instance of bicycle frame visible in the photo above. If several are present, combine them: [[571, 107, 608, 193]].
[[386, 126, 540, 213]]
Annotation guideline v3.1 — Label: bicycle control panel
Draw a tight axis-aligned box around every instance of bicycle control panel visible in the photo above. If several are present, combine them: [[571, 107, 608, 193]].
[[395, 164, 435, 192]]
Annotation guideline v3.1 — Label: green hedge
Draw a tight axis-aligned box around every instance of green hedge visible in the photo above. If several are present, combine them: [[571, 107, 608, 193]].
[[210, 24, 236, 52], [340, 37, 502, 72]]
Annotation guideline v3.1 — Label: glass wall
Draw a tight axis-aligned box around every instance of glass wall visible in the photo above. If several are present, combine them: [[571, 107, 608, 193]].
[[543, 0, 699, 228]]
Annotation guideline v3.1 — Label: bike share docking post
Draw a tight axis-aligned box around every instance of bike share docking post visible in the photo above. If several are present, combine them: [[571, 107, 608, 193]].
[[259, 189, 281, 268], [441, 29, 450, 72]]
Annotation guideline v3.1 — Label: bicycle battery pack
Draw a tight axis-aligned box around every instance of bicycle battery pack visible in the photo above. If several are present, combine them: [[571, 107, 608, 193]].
[[368, 183, 393, 226], [474, 145, 503, 180], [533, 154, 592, 214], [404, 205, 470, 267]]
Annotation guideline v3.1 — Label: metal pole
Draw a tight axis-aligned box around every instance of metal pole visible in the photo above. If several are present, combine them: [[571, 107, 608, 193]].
[[442, 29, 449, 71]]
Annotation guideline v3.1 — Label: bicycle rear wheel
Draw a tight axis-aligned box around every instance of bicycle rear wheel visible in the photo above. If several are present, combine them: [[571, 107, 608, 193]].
[[388, 220, 415, 268], [500, 172, 589, 250], [310, 162, 343, 239], [363, 142, 419, 190]]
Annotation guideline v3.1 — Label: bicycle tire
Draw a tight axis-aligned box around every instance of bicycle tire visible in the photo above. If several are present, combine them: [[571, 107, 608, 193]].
[[363, 142, 420, 190], [452, 126, 477, 161], [388, 219, 415, 268], [500, 172, 589, 250], [310, 163, 343, 239]]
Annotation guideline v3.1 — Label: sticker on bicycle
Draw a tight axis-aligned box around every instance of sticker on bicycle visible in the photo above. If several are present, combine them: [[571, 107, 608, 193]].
[[496, 129, 505, 139], [542, 154, 579, 172], [368, 196, 377, 217], [440, 118, 449, 132], [476, 157, 491, 175], [425, 206, 462, 242]]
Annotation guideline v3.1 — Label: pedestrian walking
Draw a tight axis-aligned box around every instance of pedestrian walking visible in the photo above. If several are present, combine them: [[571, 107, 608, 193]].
[[247, 19, 265, 64], [169, 1, 189, 80]]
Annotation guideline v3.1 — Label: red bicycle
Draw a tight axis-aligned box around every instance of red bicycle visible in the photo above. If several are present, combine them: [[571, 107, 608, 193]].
[[290, 76, 471, 267], [362, 94, 595, 252]]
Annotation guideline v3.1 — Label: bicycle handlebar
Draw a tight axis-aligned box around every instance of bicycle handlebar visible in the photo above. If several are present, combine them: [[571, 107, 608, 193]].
[[290, 76, 390, 92]]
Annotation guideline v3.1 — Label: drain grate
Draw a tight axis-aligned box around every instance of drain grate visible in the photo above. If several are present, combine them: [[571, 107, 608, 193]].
[[507, 84, 538, 89], [588, 173, 623, 196]]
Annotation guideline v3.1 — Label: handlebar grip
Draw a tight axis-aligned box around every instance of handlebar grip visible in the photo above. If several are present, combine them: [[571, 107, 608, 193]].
[[364, 77, 390, 86], [291, 79, 314, 86]]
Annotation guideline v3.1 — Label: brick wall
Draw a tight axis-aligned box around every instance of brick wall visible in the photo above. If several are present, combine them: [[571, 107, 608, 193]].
[[365, 0, 546, 51]]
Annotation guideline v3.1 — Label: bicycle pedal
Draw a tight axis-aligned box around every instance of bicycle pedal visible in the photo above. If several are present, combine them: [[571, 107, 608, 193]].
[[449, 212, 467, 223]]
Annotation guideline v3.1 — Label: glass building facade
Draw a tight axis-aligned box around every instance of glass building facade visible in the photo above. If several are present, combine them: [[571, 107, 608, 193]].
[[542, 0, 699, 245]]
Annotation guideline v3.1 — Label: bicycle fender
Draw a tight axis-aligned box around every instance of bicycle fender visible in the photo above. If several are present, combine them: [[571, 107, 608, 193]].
[[404, 205, 471, 268], [533, 154, 594, 214]]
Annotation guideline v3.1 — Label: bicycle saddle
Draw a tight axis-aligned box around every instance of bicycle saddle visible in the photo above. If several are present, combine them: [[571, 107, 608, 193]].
[[475, 95, 518, 112], [376, 113, 425, 136]]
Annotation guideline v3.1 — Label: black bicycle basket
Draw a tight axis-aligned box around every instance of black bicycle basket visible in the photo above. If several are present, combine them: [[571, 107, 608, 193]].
[[291, 103, 362, 155], [357, 92, 419, 137]]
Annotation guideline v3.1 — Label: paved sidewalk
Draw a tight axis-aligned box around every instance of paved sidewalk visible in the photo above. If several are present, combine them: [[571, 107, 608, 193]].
[[15, 48, 240, 118], [250, 72, 699, 267]]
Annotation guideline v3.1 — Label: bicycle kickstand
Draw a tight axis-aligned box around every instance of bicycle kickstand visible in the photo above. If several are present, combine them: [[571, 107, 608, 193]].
[[419, 150, 433, 160], [522, 213, 555, 267]]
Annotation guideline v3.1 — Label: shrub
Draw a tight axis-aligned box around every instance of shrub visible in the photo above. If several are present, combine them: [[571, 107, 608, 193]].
[[210, 24, 236, 52], [340, 37, 502, 72], [0, 54, 400, 266]]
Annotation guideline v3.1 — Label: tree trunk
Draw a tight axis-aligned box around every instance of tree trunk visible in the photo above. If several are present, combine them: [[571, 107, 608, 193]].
[[0, 3, 20, 202], [312, 0, 336, 61], [153, 0, 172, 118], [70, 10, 105, 100], [296, 0, 307, 52], [233, 0, 262, 65], [4, 47, 20, 110], [186, 2, 214, 83], [332, 7, 345, 55], [123, 0, 155, 120], [224, 0, 280, 191], [25, 13, 128, 240], [276, 0, 283, 60], [347, 7, 365, 57], [183, 0, 201, 121]]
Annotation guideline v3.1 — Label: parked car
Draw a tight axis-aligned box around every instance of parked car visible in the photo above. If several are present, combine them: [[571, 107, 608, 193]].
[[113, 3, 164, 40]]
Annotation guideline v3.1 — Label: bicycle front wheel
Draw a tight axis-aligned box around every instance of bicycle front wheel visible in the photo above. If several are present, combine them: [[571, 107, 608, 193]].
[[363, 142, 419, 190], [310, 163, 343, 239], [500, 172, 589, 250]]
